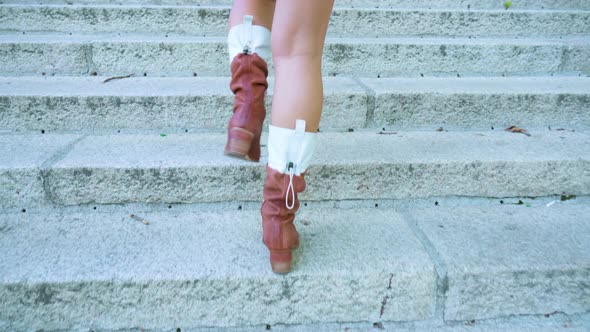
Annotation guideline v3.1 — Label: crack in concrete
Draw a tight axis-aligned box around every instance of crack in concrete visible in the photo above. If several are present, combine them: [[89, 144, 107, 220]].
[[39, 134, 88, 205], [81, 43, 97, 75], [350, 76, 376, 128], [379, 273, 394, 318], [556, 45, 571, 73], [379, 295, 389, 318], [400, 210, 449, 323]]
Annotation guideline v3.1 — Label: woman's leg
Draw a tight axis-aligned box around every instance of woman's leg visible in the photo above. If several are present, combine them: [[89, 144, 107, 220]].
[[224, 0, 275, 161], [229, 0, 275, 30], [261, 0, 334, 274], [270, 0, 335, 132]]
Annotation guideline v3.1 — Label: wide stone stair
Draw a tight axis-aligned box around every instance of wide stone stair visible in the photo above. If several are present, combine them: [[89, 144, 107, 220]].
[[0, 0, 589, 331]]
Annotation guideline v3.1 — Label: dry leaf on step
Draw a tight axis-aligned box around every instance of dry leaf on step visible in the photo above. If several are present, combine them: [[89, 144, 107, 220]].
[[505, 125, 531, 136]]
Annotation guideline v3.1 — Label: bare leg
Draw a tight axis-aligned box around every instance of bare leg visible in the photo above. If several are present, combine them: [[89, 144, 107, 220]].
[[229, 0, 275, 30], [260, 1, 335, 274], [270, 0, 335, 132]]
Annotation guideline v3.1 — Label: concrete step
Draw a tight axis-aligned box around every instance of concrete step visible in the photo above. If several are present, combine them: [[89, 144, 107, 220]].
[[2, 0, 590, 11], [0, 76, 367, 131], [0, 203, 588, 330], [1, 33, 589, 77], [1, 129, 588, 209], [1, 76, 589, 132], [2, 5, 589, 38]]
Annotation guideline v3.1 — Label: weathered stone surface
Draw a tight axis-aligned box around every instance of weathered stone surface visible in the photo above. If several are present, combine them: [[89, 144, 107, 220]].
[[0, 35, 92, 76], [0, 208, 436, 330], [1, 34, 588, 77], [361, 76, 590, 129], [0, 76, 368, 131], [0, 134, 80, 208], [2, 76, 590, 132], [2, 5, 588, 37], [408, 204, 590, 321], [40, 130, 590, 205], [3, 0, 590, 10]]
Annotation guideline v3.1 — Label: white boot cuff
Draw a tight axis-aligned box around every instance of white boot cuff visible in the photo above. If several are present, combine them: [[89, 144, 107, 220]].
[[227, 15, 271, 63], [267, 120, 318, 176]]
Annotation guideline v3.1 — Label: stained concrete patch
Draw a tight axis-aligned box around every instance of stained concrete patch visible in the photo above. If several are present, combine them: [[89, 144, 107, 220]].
[[0, 208, 435, 330], [409, 204, 590, 321]]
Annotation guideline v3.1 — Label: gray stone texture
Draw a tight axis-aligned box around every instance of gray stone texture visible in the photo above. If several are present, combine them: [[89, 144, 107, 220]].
[[31, 130, 590, 205], [0, 36, 92, 76], [1, 5, 589, 37], [0, 76, 368, 131], [409, 204, 590, 321], [1, 34, 588, 77], [361, 76, 590, 129], [2, 76, 590, 132], [1, 0, 589, 330], [0, 133, 81, 208], [0, 208, 436, 330], [3, 0, 590, 10]]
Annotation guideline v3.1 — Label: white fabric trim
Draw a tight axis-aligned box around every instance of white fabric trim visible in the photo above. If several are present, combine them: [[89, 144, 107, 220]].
[[227, 15, 271, 63], [267, 120, 318, 176]]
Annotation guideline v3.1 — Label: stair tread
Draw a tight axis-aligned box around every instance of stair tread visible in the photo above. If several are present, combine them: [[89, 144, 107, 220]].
[[2, 130, 588, 169], [1, 129, 588, 207], [0, 206, 436, 325], [0, 203, 588, 326], [2, 75, 590, 96], [0, 207, 431, 282]]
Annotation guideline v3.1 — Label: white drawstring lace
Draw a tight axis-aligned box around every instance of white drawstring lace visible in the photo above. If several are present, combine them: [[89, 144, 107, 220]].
[[242, 15, 253, 54], [285, 162, 295, 210]]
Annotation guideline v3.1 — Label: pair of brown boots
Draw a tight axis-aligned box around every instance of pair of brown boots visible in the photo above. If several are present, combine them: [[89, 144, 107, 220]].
[[224, 16, 317, 274]]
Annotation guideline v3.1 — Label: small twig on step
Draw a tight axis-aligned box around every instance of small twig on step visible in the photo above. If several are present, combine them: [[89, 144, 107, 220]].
[[130, 214, 150, 225], [505, 125, 531, 136], [102, 73, 134, 83]]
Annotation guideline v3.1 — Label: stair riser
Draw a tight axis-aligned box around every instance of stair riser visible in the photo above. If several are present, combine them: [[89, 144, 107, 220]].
[[2, 6, 589, 37], [2, 92, 589, 132], [38, 160, 590, 206], [0, 272, 434, 330], [5, 159, 589, 209], [0, 93, 368, 132], [3, 130, 589, 209], [3, 0, 590, 10], [1, 40, 588, 77]]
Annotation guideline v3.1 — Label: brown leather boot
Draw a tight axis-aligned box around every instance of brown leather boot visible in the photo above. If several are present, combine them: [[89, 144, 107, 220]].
[[224, 52, 268, 162], [261, 164, 306, 274]]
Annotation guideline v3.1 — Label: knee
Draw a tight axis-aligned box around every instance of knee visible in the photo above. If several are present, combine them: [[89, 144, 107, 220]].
[[271, 33, 323, 62]]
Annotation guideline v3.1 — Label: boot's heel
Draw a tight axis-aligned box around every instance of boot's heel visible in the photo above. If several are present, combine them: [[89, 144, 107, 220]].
[[269, 249, 293, 274], [247, 133, 261, 162], [224, 127, 257, 161]]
